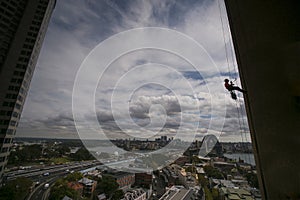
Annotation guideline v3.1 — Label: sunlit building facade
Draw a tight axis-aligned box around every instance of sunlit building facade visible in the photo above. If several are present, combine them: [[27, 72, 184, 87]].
[[0, 0, 56, 181]]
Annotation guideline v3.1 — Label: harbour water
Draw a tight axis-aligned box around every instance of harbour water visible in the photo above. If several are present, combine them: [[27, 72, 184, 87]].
[[224, 153, 256, 166]]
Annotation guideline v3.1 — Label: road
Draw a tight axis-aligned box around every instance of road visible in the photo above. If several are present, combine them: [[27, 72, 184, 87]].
[[3, 160, 99, 200], [21, 158, 136, 200], [5, 152, 183, 200], [28, 176, 57, 200], [5, 160, 100, 181], [25, 161, 101, 200]]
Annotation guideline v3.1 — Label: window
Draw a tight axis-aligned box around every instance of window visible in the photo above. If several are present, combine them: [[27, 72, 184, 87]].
[[10, 121, 16, 126], [0, 157, 5, 162], [18, 57, 29, 63], [15, 103, 21, 110], [17, 95, 23, 102], [12, 112, 18, 118], [1, 147, 9, 153], [22, 80, 28, 88], [16, 64, 27, 69], [25, 73, 30, 80], [8, 85, 20, 91], [19, 87, 25, 94], [4, 138, 11, 143], [0, 120, 9, 125], [5, 94, 12, 98], [23, 44, 33, 49], [6, 129, 14, 134], [28, 67, 32, 74]]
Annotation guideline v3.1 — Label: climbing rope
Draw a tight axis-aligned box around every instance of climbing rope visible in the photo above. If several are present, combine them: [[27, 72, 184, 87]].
[[218, 0, 251, 165], [235, 99, 251, 165], [239, 100, 252, 165], [218, 0, 231, 79]]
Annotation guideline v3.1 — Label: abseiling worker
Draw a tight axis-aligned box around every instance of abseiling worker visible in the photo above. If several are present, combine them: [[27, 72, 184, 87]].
[[224, 79, 246, 93]]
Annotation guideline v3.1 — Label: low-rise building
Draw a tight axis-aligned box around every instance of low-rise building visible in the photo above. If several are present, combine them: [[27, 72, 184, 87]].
[[210, 179, 236, 189], [135, 172, 152, 188], [97, 193, 107, 200], [219, 187, 254, 200], [159, 185, 199, 200], [78, 177, 97, 197], [62, 196, 73, 200], [213, 161, 236, 171], [104, 171, 135, 190], [122, 189, 147, 200], [174, 156, 190, 166], [87, 169, 102, 178], [67, 182, 83, 196]]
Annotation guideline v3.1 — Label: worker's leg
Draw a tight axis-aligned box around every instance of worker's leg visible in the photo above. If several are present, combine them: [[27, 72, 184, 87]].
[[232, 86, 246, 93]]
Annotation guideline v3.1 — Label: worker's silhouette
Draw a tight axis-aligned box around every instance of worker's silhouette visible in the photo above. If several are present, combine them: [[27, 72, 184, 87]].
[[224, 79, 246, 93]]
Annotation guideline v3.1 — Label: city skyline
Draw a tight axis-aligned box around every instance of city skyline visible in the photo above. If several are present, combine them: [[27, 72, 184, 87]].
[[16, 0, 251, 143]]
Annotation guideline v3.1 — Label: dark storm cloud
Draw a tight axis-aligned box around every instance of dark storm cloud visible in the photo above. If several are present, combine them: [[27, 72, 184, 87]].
[[37, 113, 75, 129], [96, 111, 114, 123], [182, 71, 204, 81]]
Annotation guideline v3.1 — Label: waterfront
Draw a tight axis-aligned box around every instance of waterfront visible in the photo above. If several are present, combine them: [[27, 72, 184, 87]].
[[224, 153, 256, 166]]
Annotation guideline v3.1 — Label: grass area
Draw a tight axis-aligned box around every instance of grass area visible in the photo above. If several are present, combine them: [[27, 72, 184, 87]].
[[50, 157, 70, 164]]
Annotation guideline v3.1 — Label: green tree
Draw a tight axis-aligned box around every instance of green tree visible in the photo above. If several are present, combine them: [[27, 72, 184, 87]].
[[185, 166, 197, 173], [245, 172, 259, 188], [54, 144, 71, 157], [95, 176, 119, 198], [0, 177, 33, 200], [8, 144, 42, 164], [198, 174, 214, 200], [212, 188, 219, 200], [198, 174, 209, 187], [111, 189, 124, 200], [191, 156, 201, 164], [49, 179, 80, 200], [71, 147, 94, 161], [65, 172, 83, 182], [204, 166, 224, 179]]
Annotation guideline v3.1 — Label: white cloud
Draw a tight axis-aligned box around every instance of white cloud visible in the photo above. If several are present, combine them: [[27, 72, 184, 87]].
[[17, 0, 251, 143]]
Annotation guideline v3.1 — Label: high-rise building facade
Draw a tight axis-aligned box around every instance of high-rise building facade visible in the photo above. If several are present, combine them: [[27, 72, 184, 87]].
[[225, 0, 300, 198], [0, 0, 56, 181]]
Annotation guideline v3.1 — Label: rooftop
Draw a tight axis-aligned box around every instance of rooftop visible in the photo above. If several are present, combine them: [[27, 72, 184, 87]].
[[159, 186, 195, 200], [220, 187, 254, 200], [78, 177, 95, 185]]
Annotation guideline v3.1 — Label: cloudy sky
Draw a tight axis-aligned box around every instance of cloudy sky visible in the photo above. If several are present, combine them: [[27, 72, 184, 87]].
[[17, 0, 251, 142]]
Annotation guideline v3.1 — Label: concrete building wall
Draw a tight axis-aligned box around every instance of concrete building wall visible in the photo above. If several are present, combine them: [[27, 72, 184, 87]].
[[225, 0, 300, 199]]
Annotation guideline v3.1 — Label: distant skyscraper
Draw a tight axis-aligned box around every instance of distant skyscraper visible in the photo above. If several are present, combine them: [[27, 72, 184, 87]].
[[0, 0, 56, 181]]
